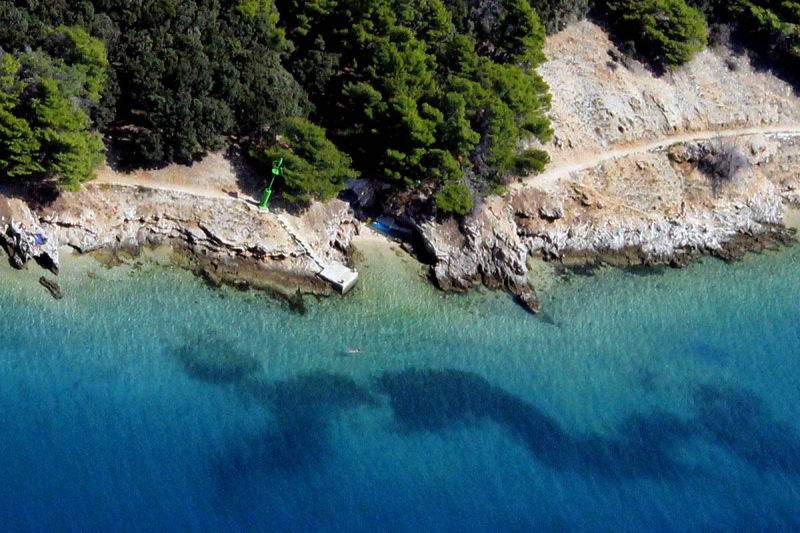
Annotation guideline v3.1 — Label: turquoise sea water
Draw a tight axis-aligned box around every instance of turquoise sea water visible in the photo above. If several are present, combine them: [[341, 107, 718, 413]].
[[1, 242, 799, 532]]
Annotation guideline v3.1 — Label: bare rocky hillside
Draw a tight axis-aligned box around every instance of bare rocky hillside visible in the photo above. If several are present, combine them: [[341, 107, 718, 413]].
[[421, 22, 800, 301], [539, 22, 800, 157]]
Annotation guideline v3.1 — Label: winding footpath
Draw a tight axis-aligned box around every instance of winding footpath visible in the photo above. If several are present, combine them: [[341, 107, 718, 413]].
[[94, 124, 800, 201], [93, 168, 330, 271], [83, 124, 800, 279], [92, 174, 254, 204], [517, 125, 800, 192]]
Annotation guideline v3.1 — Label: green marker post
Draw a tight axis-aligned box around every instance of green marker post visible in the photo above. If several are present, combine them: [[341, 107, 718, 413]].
[[259, 158, 283, 210]]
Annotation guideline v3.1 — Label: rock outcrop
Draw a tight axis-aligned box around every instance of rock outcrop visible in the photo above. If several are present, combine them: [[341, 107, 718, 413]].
[[0, 197, 59, 273], [34, 183, 358, 294], [539, 22, 800, 156], [414, 20, 800, 293], [419, 133, 800, 292], [417, 196, 531, 292]]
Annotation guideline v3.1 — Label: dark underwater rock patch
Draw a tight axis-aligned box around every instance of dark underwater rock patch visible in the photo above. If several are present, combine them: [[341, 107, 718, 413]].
[[376, 368, 800, 480], [170, 334, 261, 384], [214, 372, 377, 484]]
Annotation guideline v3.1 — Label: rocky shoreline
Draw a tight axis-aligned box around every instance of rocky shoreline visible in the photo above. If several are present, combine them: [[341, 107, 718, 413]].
[[414, 134, 800, 310], [0, 183, 358, 300], [0, 162, 797, 308], [2, 22, 800, 308]]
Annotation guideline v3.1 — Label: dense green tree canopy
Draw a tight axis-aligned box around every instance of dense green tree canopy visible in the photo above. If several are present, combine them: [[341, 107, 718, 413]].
[[1, 0, 797, 213], [603, 0, 708, 69], [0, 27, 107, 190], [275, 0, 553, 213], [0, 0, 308, 163], [252, 117, 358, 203], [690, 0, 800, 60]]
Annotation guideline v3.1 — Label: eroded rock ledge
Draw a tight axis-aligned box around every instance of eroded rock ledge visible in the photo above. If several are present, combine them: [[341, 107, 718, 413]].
[[0, 197, 60, 274], [417, 134, 800, 296], [11, 183, 359, 298]]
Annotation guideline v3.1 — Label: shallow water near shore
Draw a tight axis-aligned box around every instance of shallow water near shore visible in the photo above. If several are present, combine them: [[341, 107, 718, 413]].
[[1, 242, 799, 532]]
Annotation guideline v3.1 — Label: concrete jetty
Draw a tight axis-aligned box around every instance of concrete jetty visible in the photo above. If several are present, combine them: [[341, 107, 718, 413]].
[[275, 212, 359, 294], [318, 263, 359, 294]]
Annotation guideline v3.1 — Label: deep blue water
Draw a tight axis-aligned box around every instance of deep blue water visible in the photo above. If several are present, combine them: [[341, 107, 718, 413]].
[[1, 243, 799, 532]]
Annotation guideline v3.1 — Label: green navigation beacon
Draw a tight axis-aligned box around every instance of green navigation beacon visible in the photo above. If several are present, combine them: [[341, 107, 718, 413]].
[[259, 158, 283, 210]]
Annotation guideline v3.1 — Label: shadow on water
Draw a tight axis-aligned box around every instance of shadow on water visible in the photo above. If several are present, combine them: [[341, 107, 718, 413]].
[[688, 342, 731, 365], [375, 369, 693, 480], [622, 264, 669, 277], [169, 334, 261, 385], [201, 362, 800, 507], [693, 385, 800, 475], [376, 368, 800, 480], [535, 312, 559, 327], [214, 372, 377, 486], [554, 260, 605, 281], [634, 367, 659, 394]]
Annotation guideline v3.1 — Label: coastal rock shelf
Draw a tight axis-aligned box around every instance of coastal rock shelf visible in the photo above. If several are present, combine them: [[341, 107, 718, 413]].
[[0, 197, 59, 274], [36, 184, 359, 296], [418, 133, 800, 293]]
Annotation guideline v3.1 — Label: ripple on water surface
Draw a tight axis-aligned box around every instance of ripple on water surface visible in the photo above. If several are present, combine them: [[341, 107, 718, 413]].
[[0, 243, 799, 531]]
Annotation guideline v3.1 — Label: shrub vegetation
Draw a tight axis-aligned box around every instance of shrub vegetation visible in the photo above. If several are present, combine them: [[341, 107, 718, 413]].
[[0, 1, 797, 207]]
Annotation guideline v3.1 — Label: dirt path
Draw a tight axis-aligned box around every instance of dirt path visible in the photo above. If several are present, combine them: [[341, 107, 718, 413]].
[[93, 125, 800, 205], [92, 173, 255, 204], [516, 125, 800, 192]]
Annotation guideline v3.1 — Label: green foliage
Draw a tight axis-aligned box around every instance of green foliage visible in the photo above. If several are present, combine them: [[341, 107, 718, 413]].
[[0, 0, 308, 163], [727, 1, 800, 57], [31, 78, 105, 190], [58, 26, 109, 103], [530, 0, 592, 34], [2, 0, 556, 207], [103, 1, 308, 162], [434, 180, 474, 214], [252, 118, 358, 202], [603, 0, 709, 69], [237, 0, 275, 19], [277, 0, 553, 207], [599, 0, 799, 77], [513, 149, 551, 175], [0, 32, 106, 190], [0, 55, 42, 178]]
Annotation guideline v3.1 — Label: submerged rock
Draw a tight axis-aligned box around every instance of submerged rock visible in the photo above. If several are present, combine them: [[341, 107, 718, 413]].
[[39, 276, 63, 299], [516, 290, 542, 314], [171, 335, 261, 384]]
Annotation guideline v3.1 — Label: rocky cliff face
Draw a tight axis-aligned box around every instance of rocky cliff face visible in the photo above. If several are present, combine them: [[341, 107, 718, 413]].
[[418, 22, 800, 294], [417, 196, 531, 293], [539, 22, 800, 156], [0, 197, 59, 273], [421, 133, 800, 294], [32, 183, 358, 294]]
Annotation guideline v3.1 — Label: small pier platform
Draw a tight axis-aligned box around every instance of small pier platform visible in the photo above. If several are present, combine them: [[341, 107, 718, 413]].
[[319, 263, 359, 294], [274, 211, 359, 294]]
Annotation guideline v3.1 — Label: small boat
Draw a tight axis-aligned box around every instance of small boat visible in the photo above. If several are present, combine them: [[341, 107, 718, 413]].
[[371, 216, 414, 240], [344, 348, 362, 354]]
